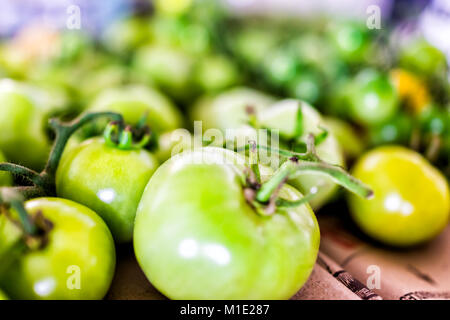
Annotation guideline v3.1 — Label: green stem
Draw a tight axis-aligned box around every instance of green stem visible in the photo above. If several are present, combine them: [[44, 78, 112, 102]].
[[256, 160, 297, 203], [0, 188, 36, 236], [289, 161, 374, 199], [0, 163, 44, 186], [256, 157, 373, 205], [248, 140, 261, 184]]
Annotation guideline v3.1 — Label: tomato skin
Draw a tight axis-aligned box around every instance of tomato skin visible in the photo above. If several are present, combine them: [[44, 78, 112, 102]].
[[0, 82, 50, 170], [399, 39, 448, 78], [190, 87, 275, 131], [134, 147, 320, 300], [56, 137, 159, 243], [0, 198, 115, 300], [348, 146, 450, 246], [88, 84, 183, 134], [347, 70, 400, 126]]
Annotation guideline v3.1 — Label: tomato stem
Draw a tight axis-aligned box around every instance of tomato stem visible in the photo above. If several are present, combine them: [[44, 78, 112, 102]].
[[255, 134, 373, 207], [0, 188, 36, 236], [0, 112, 124, 199], [43, 112, 124, 183], [248, 140, 261, 184]]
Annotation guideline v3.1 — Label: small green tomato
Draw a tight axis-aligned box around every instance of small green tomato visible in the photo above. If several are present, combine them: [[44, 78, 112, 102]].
[[0, 198, 116, 299], [56, 137, 159, 243]]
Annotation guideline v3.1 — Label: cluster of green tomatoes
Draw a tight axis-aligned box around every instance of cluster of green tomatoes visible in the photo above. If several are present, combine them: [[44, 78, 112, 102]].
[[0, 0, 449, 300]]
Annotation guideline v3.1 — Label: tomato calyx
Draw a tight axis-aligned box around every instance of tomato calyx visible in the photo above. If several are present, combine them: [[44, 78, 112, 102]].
[[103, 121, 152, 151], [243, 134, 373, 216]]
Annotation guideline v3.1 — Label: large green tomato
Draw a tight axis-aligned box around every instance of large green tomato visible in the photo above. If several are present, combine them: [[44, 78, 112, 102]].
[[0, 151, 12, 186], [348, 146, 450, 246], [0, 198, 115, 299], [134, 147, 320, 299], [56, 137, 159, 243], [257, 100, 345, 209], [88, 84, 183, 134], [0, 80, 51, 170], [190, 87, 275, 131]]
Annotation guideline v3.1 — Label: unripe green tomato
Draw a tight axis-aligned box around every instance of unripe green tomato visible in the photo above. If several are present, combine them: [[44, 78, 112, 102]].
[[348, 146, 450, 246], [190, 87, 275, 131], [258, 100, 345, 209], [263, 48, 299, 86], [348, 69, 400, 126], [0, 150, 12, 186], [76, 64, 128, 104], [287, 71, 322, 104], [193, 55, 239, 92], [56, 137, 159, 243], [323, 116, 365, 159], [132, 45, 194, 100], [154, 129, 193, 163], [419, 104, 448, 136], [102, 17, 150, 54], [329, 21, 371, 63], [0, 198, 116, 299], [134, 147, 320, 299], [57, 31, 92, 63], [88, 84, 183, 134], [369, 112, 413, 145], [233, 27, 280, 67], [399, 39, 447, 78], [0, 80, 51, 170]]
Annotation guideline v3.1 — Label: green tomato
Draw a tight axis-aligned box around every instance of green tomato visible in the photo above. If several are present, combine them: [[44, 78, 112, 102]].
[[0, 150, 12, 186], [76, 64, 128, 103], [329, 21, 371, 63], [348, 146, 450, 246], [369, 111, 413, 145], [399, 39, 448, 78], [57, 31, 93, 64], [134, 147, 320, 299], [419, 105, 448, 136], [154, 129, 193, 163], [190, 87, 275, 131], [263, 48, 299, 86], [88, 84, 183, 134], [193, 55, 239, 92], [287, 71, 322, 104], [132, 44, 194, 100], [323, 116, 365, 159], [233, 27, 280, 67], [348, 69, 399, 126], [0, 80, 51, 170], [56, 137, 159, 243], [102, 17, 150, 54], [0, 198, 116, 299], [258, 100, 345, 209]]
